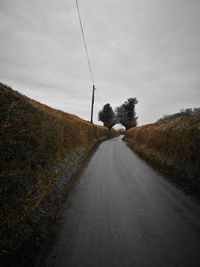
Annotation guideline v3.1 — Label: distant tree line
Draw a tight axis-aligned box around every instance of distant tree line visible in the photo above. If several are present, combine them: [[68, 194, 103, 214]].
[[157, 108, 200, 122], [98, 98, 138, 130]]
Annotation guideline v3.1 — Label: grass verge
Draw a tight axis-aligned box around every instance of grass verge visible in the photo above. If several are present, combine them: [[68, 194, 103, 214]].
[[0, 82, 118, 265], [124, 114, 200, 196]]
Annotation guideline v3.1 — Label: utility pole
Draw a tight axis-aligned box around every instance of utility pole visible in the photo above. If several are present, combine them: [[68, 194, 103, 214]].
[[75, 1, 96, 124], [90, 84, 95, 124]]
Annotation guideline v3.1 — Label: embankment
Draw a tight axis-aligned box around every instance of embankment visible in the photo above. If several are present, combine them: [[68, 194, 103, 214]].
[[125, 115, 200, 194], [0, 83, 117, 262]]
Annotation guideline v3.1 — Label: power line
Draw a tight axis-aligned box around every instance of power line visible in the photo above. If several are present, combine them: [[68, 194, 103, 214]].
[[75, 0, 94, 85], [75, 0, 96, 123]]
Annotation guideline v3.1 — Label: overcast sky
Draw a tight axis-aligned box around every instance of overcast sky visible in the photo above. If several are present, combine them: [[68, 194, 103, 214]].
[[0, 0, 200, 125]]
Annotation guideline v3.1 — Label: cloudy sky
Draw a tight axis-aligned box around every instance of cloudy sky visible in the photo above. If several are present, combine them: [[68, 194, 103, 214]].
[[0, 0, 200, 125]]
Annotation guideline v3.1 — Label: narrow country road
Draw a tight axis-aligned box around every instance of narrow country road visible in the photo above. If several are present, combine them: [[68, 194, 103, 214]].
[[45, 137, 200, 267]]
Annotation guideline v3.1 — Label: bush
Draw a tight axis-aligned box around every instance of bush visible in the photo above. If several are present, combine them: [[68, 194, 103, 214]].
[[125, 113, 200, 194], [0, 83, 115, 257]]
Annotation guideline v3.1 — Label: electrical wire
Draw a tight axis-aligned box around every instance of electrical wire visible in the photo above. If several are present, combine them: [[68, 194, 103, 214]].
[[75, 0, 95, 85]]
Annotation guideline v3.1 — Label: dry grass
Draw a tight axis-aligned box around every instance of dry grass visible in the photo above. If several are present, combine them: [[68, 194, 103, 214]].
[[0, 82, 116, 257], [125, 115, 200, 194]]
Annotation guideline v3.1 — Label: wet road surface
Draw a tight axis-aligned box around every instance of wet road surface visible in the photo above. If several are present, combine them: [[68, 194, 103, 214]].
[[45, 137, 200, 267]]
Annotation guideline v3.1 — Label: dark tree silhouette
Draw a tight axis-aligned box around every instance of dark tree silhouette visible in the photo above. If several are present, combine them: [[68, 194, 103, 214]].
[[116, 98, 138, 130], [157, 108, 200, 122], [98, 103, 117, 129]]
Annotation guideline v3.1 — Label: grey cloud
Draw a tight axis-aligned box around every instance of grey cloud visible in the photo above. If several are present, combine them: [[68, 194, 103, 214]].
[[0, 0, 200, 125]]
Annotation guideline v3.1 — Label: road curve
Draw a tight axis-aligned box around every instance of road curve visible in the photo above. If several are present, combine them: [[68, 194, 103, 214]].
[[45, 137, 200, 267]]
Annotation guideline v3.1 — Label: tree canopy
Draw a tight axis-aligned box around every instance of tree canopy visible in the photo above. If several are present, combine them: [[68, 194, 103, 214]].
[[116, 98, 138, 129], [98, 103, 117, 129], [98, 98, 138, 130]]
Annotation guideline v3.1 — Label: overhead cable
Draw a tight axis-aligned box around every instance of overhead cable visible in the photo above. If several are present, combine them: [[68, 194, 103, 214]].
[[75, 0, 95, 85]]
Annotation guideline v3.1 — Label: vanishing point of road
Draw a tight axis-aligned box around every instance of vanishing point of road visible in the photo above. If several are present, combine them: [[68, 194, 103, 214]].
[[45, 137, 200, 267]]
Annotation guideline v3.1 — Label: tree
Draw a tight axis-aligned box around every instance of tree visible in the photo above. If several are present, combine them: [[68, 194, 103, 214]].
[[98, 103, 117, 129], [116, 98, 138, 130]]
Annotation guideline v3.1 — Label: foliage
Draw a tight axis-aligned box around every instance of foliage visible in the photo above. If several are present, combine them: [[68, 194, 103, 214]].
[[117, 128, 126, 135], [125, 113, 200, 194], [157, 108, 200, 122], [98, 103, 117, 129], [0, 82, 117, 257], [116, 98, 138, 130]]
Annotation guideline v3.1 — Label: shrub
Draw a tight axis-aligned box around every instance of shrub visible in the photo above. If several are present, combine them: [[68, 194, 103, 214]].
[[125, 113, 200, 193], [0, 83, 115, 257]]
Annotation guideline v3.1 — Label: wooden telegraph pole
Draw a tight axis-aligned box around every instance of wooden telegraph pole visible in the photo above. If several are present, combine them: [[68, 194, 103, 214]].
[[75, 0, 96, 124], [90, 84, 95, 124]]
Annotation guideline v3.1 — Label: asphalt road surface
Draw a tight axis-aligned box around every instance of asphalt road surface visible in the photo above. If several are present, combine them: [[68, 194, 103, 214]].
[[45, 137, 200, 267]]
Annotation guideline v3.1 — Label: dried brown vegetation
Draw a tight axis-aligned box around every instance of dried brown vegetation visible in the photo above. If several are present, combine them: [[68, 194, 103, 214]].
[[125, 114, 200, 194], [0, 83, 116, 259]]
